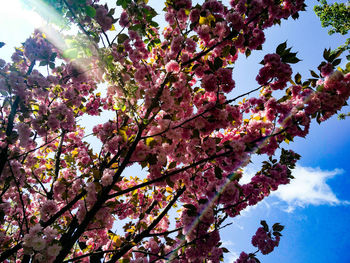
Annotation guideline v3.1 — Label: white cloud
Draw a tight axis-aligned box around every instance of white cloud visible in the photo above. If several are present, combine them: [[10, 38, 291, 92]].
[[224, 251, 239, 263], [273, 166, 348, 211], [240, 167, 256, 184], [239, 199, 271, 216], [221, 240, 235, 247], [0, 0, 44, 28], [221, 239, 239, 263]]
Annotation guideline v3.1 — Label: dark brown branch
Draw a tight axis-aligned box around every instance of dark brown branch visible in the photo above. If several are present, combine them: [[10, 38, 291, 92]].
[[110, 126, 289, 201], [142, 84, 267, 140], [102, 30, 111, 47], [226, 85, 264, 104], [53, 73, 172, 263], [48, 130, 66, 199], [0, 96, 20, 176], [218, 194, 252, 212], [53, 127, 145, 262], [133, 250, 168, 260], [8, 135, 61, 161], [181, 31, 236, 67], [0, 60, 36, 178], [108, 149, 234, 199], [145, 227, 182, 237], [40, 190, 87, 228], [0, 243, 22, 262], [62, 0, 96, 44], [8, 161, 29, 233], [31, 171, 50, 197], [107, 187, 186, 263], [62, 249, 118, 262]]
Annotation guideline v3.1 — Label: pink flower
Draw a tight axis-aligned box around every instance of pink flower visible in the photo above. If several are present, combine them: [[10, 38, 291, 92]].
[[202, 74, 217, 92], [47, 244, 61, 257], [16, 123, 31, 148], [189, 9, 200, 22], [320, 62, 333, 77], [101, 169, 114, 186], [32, 236, 46, 251], [119, 11, 129, 27], [165, 60, 180, 73], [40, 200, 58, 221]]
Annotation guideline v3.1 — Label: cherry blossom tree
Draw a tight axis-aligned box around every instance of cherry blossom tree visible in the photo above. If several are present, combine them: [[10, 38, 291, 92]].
[[0, 0, 349, 262]]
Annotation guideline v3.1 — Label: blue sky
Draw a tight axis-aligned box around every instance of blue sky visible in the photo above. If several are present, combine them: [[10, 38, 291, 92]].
[[220, 1, 350, 262], [1, 0, 350, 262]]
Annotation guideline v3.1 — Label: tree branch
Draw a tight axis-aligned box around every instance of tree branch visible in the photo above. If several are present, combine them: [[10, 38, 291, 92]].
[[107, 187, 186, 263]]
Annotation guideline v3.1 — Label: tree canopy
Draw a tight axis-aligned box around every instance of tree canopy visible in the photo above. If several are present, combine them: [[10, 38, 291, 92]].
[[0, 0, 349, 262]]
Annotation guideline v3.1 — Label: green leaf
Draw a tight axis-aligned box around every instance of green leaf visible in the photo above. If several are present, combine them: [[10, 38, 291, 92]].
[[168, 161, 177, 169], [50, 52, 57, 62], [272, 223, 285, 232], [291, 12, 299, 19], [330, 49, 343, 61], [117, 0, 131, 9], [141, 161, 147, 169], [118, 33, 129, 44], [183, 204, 197, 211], [214, 57, 223, 70], [332, 58, 341, 66], [145, 137, 156, 148], [222, 45, 231, 57], [316, 84, 324, 92], [147, 154, 157, 165], [302, 80, 310, 87], [39, 61, 48, 66], [192, 129, 200, 139], [208, 60, 215, 71], [276, 41, 287, 55], [260, 220, 269, 232], [89, 31, 100, 42], [85, 6, 96, 17], [230, 46, 237, 56], [346, 62, 350, 72], [150, 21, 159, 28], [311, 79, 317, 87], [108, 8, 115, 16], [186, 209, 197, 217], [166, 177, 174, 187], [273, 231, 282, 236], [214, 166, 222, 179], [310, 70, 319, 78], [62, 48, 78, 59], [222, 247, 230, 253], [294, 73, 301, 84], [198, 198, 208, 204], [245, 48, 251, 58], [0, 90, 7, 96], [323, 48, 331, 61], [282, 55, 301, 64], [184, 204, 197, 217]]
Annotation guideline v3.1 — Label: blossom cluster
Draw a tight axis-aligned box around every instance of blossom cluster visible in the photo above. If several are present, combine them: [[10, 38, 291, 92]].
[[0, 0, 349, 262]]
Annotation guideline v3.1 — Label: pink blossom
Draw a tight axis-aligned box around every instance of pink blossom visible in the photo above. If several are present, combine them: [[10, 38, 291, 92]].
[[47, 244, 61, 257], [202, 74, 217, 92], [101, 169, 114, 186], [32, 236, 46, 251], [165, 60, 180, 73], [119, 11, 129, 27]]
